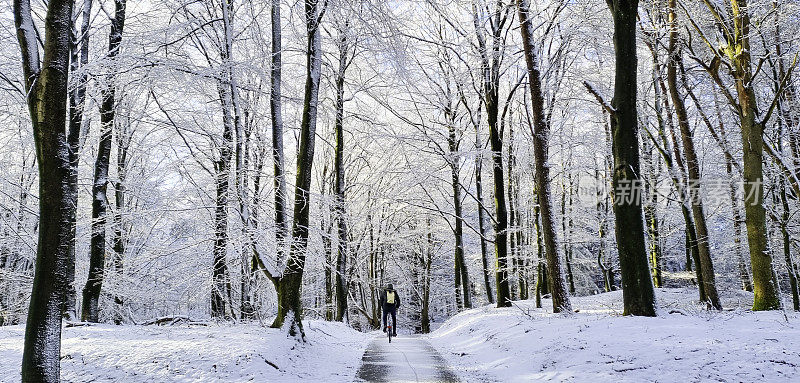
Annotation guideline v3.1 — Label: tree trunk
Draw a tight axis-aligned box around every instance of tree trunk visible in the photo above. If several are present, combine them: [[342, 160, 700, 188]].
[[596, 165, 613, 293], [474, 0, 511, 308], [334, 25, 350, 322], [15, 0, 76, 379], [112, 119, 130, 324], [561, 171, 576, 294], [270, 0, 288, 266], [597, 110, 614, 292], [221, 0, 251, 320], [641, 135, 662, 288], [533, 188, 547, 305], [475, 123, 494, 304], [780, 177, 799, 310], [518, 0, 572, 313], [661, 78, 706, 296], [320, 162, 333, 321], [82, 0, 127, 323], [64, 0, 93, 321], [324, 214, 334, 321], [270, 0, 325, 338], [730, 0, 780, 311], [666, 0, 721, 309], [449, 117, 472, 310], [211, 81, 235, 320], [606, 0, 656, 316], [507, 127, 518, 301], [651, 72, 706, 299], [421, 220, 434, 333]]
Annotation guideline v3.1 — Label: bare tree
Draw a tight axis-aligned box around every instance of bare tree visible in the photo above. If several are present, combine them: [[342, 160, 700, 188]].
[[14, 0, 76, 378], [517, 0, 571, 313], [83, 0, 128, 323]]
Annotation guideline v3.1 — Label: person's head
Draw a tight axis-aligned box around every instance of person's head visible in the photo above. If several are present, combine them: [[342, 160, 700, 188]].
[[387, 283, 394, 290]]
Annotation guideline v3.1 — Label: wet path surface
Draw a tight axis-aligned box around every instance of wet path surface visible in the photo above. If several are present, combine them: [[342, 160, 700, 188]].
[[354, 334, 460, 382]]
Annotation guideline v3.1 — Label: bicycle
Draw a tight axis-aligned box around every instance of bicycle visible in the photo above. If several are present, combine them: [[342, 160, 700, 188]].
[[387, 323, 393, 343]]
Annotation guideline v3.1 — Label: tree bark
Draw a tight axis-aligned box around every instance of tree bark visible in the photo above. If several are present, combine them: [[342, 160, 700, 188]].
[[780, 174, 799, 310], [334, 24, 350, 321], [606, 0, 656, 316], [448, 115, 472, 310], [518, 0, 572, 313], [270, 0, 288, 266], [270, 0, 326, 338], [474, 121, 494, 304], [64, 0, 93, 321], [561, 170, 576, 294], [641, 134, 662, 288], [211, 81, 235, 320], [475, 0, 512, 308], [82, 0, 127, 323], [666, 0, 721, 309], [506, 121, 519, 301], [15, 0, 76, 379], [729, 0, 780, 310], [112, 118, 130, 324], [221, 0, 251, 320]]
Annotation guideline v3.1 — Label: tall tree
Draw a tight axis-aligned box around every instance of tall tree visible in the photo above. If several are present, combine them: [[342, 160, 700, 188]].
[[82, 0, 127, 323], [468, 95, 494, 304], [14, 0, 76, 379], [112, 112, 131, 324], [447, 98, 472, 310], [690, 0, 782, 310], [220, 0, 250, 320], [603, 0, 656, 316], [270, 0, 288, 265], [473, 0, 512, 308], [64, 0, 93, 321], [333, 20, 354, 322], [211, 79, 235, 319], [666, 0, 721, 310], [268, 0, 327, 338], [517, 0, 572, 313]]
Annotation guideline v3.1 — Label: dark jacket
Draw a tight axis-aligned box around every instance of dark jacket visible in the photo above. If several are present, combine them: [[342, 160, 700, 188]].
[[379, 288, 400, 308]]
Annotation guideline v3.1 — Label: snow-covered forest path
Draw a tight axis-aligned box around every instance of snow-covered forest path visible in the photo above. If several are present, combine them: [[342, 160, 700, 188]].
[[355, 334, 459, 382]]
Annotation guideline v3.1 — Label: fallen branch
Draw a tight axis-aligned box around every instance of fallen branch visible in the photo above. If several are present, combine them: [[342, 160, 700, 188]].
[[141, 315, 208, 326]]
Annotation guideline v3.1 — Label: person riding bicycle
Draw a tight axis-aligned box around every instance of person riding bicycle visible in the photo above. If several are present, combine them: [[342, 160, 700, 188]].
[[379, 283, 400, 336]]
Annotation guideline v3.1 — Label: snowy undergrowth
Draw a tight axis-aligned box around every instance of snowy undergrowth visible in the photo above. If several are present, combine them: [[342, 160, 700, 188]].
[[429, 288, 800, 382], [0, 320, 369, 382]]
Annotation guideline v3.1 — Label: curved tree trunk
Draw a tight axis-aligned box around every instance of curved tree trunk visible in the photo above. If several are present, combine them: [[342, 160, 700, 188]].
[[517, 0, 572, 313], [666, 0, 721, 310]]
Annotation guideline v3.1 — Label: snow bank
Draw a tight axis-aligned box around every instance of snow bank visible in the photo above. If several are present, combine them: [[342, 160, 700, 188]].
[[0, 320, 369, 382], [429, 288, 800, 382]]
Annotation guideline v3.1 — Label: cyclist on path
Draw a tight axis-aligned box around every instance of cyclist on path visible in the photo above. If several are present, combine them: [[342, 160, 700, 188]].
[[379, 284, 400, 336]]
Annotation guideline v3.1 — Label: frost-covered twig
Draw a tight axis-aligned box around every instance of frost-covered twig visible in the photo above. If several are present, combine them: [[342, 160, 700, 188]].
[[582, 81, 615, 115]]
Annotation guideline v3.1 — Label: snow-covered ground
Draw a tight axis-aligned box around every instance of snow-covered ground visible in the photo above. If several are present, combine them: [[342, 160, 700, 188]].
[[428, 288, 800, 382], [2, 289, 797, 382], [0, 320, 370, 382]]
